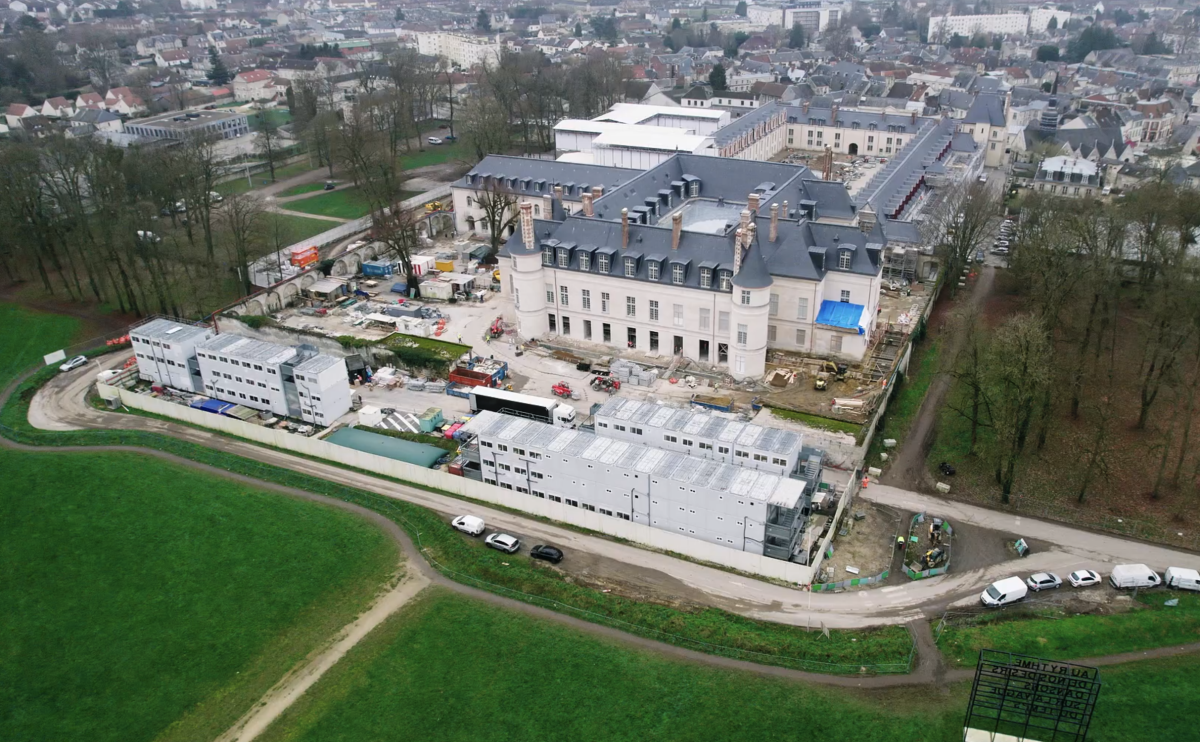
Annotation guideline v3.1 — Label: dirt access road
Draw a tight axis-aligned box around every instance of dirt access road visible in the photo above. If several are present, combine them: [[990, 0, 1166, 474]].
[[882, 264, 995, 491], [31, 354, 1200, 625]]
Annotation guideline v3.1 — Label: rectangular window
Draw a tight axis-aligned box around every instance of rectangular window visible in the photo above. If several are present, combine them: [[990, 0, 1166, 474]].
[[737, 324, 748, 346], [830, 334, 843, 353], [649, 300, 659, 321], [581, 289, 591, 310], [797, 297, 809, 321], [579, 253, 590, 270], [699, 308, 711, 330], [647, 262, 659, 280], [558, 249, 569, 267], [548, 314, 557, 332], [840, 289, 851, 303], [601, 292, 610, 313], [838, 251, 852, 270], [767, 325, 777, 342], [700, 268, 712, 288], [626, 296, 636, 317], [735, 355, 745, 374], [649, 331, 659, 351], [718, 311, 730, 332], [673, 304, 683, 327], [769, 293, 779, 316], [796, 328, 807, 346], [542, 248, 553, 265], [719, 271, 731, 291], [624, 257, 637, 277], [598, 254, 610, 272], [546, 283, 554, 303], [560, 285, 569, 307], [672, 264, 684, 284], [740, 289, 751, 305]]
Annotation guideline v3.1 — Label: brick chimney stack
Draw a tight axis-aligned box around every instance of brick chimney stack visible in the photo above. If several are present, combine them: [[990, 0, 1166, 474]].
[[782, 200, 789, 219], [769, 203, 779, 242], [748, 192, 760, 214], [671, 211, 683, 250], [581, 193, 594, 217], [554, 184, 564, 202], [734, 228, 744, 274], [593, 185, 604, 198], [519, 202, 534, 251], [621, 208, 629, 249]]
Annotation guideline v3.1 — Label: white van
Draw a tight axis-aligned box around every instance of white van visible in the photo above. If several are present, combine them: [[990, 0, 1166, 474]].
[[981, 576, 1028, 607], [1109, 564, 1161, 590], [1164, 567, 1200, 592]]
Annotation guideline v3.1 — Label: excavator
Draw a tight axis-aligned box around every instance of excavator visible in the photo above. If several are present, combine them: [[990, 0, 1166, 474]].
[[813, 362, 849, 391]]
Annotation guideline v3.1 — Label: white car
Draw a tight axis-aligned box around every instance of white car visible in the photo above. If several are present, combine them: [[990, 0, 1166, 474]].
[[1068, 569, 1102, 588], [1026, 572, 1062, 591], [427, 136, 443, 145], [59, 355, 88, 373], [978, 173, 988, 183], [451, 515, 485, 536], [485, 532, 521, 554]]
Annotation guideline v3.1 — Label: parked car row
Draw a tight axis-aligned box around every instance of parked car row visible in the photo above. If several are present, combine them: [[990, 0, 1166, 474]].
[[450, 515, 565, 564], [991, 217, 1015, 256], [981, 565, 1199, 607]]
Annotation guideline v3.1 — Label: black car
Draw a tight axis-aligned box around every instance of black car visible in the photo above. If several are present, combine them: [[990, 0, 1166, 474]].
[[530, 545, 564, 564]]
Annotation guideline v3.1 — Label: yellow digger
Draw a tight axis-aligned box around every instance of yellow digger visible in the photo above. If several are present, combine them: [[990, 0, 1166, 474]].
[[813, 361, 848, 391], [424, 200, 444, 212]]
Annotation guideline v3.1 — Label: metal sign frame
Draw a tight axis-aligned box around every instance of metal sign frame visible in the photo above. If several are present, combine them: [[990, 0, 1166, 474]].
[[963, 650, 1101, 742]]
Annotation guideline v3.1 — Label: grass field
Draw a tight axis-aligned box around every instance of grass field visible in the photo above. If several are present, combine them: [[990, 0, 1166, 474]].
[[938, 590, 1200, 667], [256, 589, 1200, 742], [0, 302, 399, 742], [283, 187, 421, 220], [279, 182, 329, 198], [217, 160, 325, 196], [868, 336, 940, 469], [0, 304, 80, 384], [768, 407, 862, 437], [399, 141, 466, 170], [256, 589, 956, 742], [250, 109, 293, 130], [268, 213, 342, 243]]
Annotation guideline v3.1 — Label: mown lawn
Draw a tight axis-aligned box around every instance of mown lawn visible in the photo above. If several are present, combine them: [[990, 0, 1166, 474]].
[[938, 590, 1200, 668], [256, 589, 958, 742], [399, 141, 467, 170], [0, 303, 80, 384], [279, 182, 329, 198], [217, 160, 325, 196], [284, 187, 421, 220], [0, 449, 398, 742], [267, 213, 343, 243], [0, 304, 399, 742], [257, 589, 1200, 742]]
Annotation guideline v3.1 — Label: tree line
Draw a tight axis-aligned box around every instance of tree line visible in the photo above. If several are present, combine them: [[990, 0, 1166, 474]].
[[938, 183, 1200, 502]]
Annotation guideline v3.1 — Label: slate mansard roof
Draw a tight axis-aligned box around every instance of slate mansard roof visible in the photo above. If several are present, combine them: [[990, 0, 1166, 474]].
[[500, 154, 884, 290]]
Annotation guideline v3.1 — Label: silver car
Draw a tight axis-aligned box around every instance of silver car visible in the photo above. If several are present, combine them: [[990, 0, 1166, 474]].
[[59, 355, 88, 373], [485, 533, 521, 554]]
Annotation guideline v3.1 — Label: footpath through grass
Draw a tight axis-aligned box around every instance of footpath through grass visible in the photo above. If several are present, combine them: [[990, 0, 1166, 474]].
[[868, 335, 940, 468], [0, 302, 399, 742], [257, 589, 957, 742], [257, 589, 1200, 742], [1, 363, 914, 675], [938, 590, 1200, 668]]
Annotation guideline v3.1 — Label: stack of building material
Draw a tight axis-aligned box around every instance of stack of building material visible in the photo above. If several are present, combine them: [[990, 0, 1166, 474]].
[[425, 380, 446, 394], [408, 378, 426, 391]]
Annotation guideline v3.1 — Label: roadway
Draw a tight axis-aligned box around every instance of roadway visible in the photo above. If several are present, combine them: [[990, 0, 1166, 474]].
[[26, 353, 1200, 629]]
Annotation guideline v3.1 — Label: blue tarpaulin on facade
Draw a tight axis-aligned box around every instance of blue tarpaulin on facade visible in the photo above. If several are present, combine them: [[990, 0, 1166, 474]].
[[190, 398, 235, 415], [815, 300, 866, 334]]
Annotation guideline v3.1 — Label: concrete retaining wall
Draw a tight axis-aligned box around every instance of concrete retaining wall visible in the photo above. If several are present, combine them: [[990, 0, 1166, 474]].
[[99, 383, 816, 585]]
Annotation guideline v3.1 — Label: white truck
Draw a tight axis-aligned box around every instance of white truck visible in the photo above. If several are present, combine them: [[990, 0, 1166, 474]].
[[1109, 564, 1162, 590], [1164, 567, 1200, 592], [980, 576, 1028, 607], [468, 386, 576, 427]]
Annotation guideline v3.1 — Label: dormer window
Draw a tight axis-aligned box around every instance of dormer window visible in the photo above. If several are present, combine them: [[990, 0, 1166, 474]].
[[542, 247, 553, 266], [598, 254, 611, 272], [647, 261, 660, 280], [838, 249, 852, 270], [672, 264, 685, 285], [718, 270, 732, 291], [624, 257, 637, 277], [579, 253, 590, 271], [558, 248, 569, 267], [700, 268, 712, 288]]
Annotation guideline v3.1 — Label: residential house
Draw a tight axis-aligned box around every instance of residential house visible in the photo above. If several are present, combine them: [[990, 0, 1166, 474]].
[[70, 107, 124, 132], [5, 102, 36, 128], [232, 69, 279, 101], [105, 87, 147, 115], [155, 48, 191, 68], [75, 92, 105, 110], [40, 96, 73, 118]]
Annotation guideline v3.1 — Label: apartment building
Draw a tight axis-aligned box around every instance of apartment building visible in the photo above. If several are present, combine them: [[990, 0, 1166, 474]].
[[499, 154, 886, 377], [129, 318, 214, 392], [415, 32, 502, 68], [462, 407, 824, 561], [958, 94, 1010, 168], [195, 334, 350, 426]]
